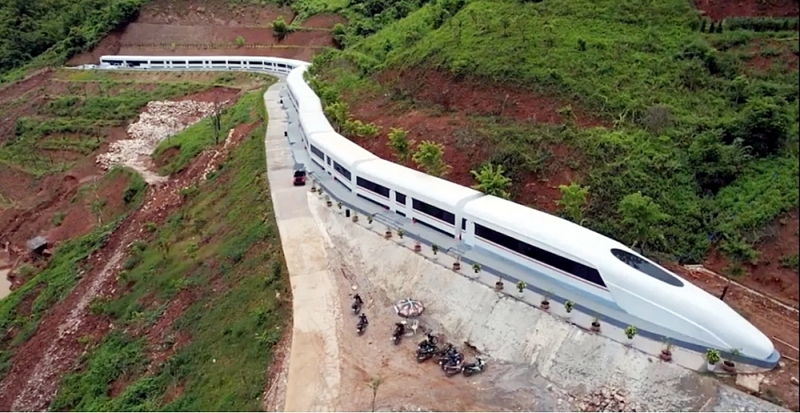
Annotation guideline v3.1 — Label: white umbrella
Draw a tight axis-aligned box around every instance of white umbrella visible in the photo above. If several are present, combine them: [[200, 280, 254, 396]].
[[394, 298, 425, 318]]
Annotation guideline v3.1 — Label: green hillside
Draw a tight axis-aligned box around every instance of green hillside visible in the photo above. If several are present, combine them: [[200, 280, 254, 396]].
[[298, 0, 800, 264], [0, 0, 145, 82]]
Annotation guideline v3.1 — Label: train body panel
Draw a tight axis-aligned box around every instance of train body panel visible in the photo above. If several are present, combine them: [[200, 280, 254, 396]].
[[90, 54, 779, 367]]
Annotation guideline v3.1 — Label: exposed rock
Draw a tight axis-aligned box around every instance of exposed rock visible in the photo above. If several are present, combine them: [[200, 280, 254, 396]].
[[736, 374, 765, 393], [791, 377, 799, 386], [576, 387, 646, 412]]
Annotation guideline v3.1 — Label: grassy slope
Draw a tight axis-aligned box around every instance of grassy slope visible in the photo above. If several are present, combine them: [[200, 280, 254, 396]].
[[2, 80, 208, 178], [0, 168, 147, 377], [304, 0, 799, 263], [48, 85, 290, 411]]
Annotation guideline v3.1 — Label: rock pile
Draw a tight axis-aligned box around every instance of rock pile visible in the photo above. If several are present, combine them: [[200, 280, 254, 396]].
[[576, 387, 645, 412], [96, 100, 223, 171]]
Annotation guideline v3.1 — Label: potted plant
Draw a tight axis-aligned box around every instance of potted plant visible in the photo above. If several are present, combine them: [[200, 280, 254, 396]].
[[413, 241, 421, 252], [337, 201, 343, 210], [516, 280, 527, 294], [722, 349, 740, 373], [472, 263, 482, 274], [384, 228, 392, 239], [624, 325, 637, 345], [564, 300, 575, 318], [495, 276, 504, 291], [590, 316, 601, 332], [367, 214, 374, 225], [325, 195, 332, 207], [397, 229, 405, 239], [352, 211, 359, 223], [431, 244, 439, 256], [705, 348, 721, 372], [660, 341, 673, 362], [452, 256, 461, 271], [317, 187, 323, 196], [540, 292, 550, 310]]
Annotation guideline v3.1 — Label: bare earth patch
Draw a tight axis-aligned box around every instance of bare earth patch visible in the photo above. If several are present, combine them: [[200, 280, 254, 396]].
[[692, 0, 799, 19]]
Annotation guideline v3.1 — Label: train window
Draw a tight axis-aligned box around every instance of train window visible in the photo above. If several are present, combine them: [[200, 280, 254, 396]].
[[151, 61, 164, 64], [172, 61, 186, 65], [462, 218, 467, 231], [310, 144, 325, 160], [610, 249, 684, 287], [278, 63, 286, 68], [211, 60, 225, 65], [229, 61, 242, 65], [128, 61, 143, 67], [333, 161, 351, 181], [412, 199, 455, 225], [357, 177, 389, 198], [326, 156, 332, 165], [357, 194, 387, 210], [475, 224, 606, 287], [105, 60, 123, 65], [395, 192, 407, 204], [188, 60, 203, 64]]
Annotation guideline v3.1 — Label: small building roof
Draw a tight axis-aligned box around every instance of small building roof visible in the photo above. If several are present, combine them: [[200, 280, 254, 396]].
[[26, 236, 48, 251]]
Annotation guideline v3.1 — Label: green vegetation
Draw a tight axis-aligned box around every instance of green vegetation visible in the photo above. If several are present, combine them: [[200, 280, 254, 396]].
[[47, 86, 289, 411], [470, 163, 511, 199], [0, 0, 145, 83], [299, 0, 799, 263], [779, 254, 799, 272], [387, 127, 413, 162], [0, 75, 216, 178], [0, 168, 145, 378], [154, 85, 273, 175], [412, 140, 449, 177], [557, 183, 590, 225]]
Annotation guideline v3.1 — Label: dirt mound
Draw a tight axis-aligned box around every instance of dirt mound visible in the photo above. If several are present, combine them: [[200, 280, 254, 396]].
[[693, 0, 799, 19]]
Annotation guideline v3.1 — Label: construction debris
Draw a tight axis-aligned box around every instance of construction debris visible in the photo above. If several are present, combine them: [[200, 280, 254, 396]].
[[575, 387, 646, 412]]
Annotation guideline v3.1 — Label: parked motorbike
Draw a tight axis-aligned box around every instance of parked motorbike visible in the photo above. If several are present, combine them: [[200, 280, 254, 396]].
[[462, 358, 486, 377], [391, 323, 405, 345], [416, 342, 438, 362], [357, 313, 368, 335], [351, 295, 363, 315], [443, 361, 464, 377]]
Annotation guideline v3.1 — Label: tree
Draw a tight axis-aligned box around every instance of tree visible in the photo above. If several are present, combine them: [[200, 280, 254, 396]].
[[272, 16, 290, 40], [387, 127, 413, 162], [617, 191, 669, 249], [368, 376, 382, 412], [732, 97, 790, 157], [211, 99, 223, 145], [470, 163, 512, 199], [557, 183, 590, 225], [412, 141, 450, 177], [323, 101, 349, 132]]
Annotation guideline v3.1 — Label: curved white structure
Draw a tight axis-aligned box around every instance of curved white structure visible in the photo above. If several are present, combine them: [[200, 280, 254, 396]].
[[97, 55, 780, 368]]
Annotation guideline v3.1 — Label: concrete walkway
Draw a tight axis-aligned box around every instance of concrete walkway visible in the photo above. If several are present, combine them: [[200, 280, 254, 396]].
[[263, 82, 342, 411]]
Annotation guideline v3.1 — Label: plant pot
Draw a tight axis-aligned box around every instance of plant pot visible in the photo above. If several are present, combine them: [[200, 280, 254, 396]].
[[540, 301, 550, 311], [590, 322, 601, 332], [660, 349, 673, 362], [310, 186, 317, 193], [722, 360, 736, 373], [495, 281, 504, 291], [706, 361, 717, 372], [326, 201, 332, 207], [384, 230, 392, 239], [352, 215, 359, 223], [413, 243, 421, 252], [453, 262, 461, 271], [564, 310, 573, 319]]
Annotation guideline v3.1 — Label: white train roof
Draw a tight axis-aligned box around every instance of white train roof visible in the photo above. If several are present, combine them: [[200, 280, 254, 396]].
[[298, 110, 335, 136], [100, 55, 308, 67], [309, 131, 378, 166], [462, 195, 619, 265], [356, 159, 483, 210]]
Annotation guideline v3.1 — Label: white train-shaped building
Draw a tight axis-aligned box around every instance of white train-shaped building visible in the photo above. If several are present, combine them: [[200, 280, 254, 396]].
[[98, 55, 780, 368]]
